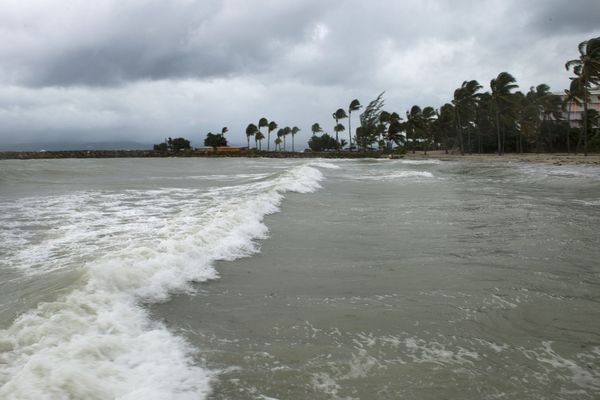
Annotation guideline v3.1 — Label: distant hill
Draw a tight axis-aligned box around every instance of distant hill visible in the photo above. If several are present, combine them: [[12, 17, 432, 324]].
[[0, 141, 153, 151]]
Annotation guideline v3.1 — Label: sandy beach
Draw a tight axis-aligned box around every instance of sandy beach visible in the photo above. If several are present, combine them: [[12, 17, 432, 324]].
[[404, 151, 600, 166]]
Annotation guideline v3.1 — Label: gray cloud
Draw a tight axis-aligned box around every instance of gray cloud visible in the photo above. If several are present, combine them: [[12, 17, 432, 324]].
[[0, 0, 599, 147]]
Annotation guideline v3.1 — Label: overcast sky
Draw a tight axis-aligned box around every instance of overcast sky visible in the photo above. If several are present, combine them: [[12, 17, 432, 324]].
[[1, 0, 599, 148]]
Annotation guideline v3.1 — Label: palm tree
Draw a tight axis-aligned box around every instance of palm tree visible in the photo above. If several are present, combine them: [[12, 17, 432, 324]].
[[490, 72, 518, 155], [405, 106, 422, 153], [452, 80, 482, 154], [566, 37, 600, 156], [245, 123, 258, 148], [421, 106, 436, 155], [255, 131, 265, 150], [332, 108, 348, 147], [221, 127, 228, 136], [437, 104, 455, 154], [274, 136, 282, 151], [291, 126, 300, 152], [267, 121, 277, 151], [563, 79, 585, 153], [258, 117, 268, 148], [311, 123, 323, 136], [348, 99, 361, 150], [276, 128, 285, 151], [334, 123, 345, 145]]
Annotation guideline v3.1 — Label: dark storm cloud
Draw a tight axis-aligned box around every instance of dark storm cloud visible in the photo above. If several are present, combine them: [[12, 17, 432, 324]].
[[526, 0, 600, 36], [1, 0, 327, 87], [1, 0, 599, 147]]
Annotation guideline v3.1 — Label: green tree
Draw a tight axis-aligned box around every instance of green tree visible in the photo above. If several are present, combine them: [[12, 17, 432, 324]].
[[566, 37, 600, 155], [334, 123, 345, 146], [348, 99, 361, 150], [274, 136, 282, 151], [332, 108, 348, 146], [311, 123, 323, 136], [436, 103, 455, 154], [255, 131, 265, 150], [291, 126, 300, 152], [453, 80, 482, 154], [204, 132, 227, 149], [267, 121, 277, 151], [258, 118, 269, 148], [490, 72, 519, 155], [357, 92, 385, 150], [308, 133, 338, 151], [245, 123, 258, 148]]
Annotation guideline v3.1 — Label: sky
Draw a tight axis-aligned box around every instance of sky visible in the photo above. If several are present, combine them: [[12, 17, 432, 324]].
[[0, 0, 599, 149]]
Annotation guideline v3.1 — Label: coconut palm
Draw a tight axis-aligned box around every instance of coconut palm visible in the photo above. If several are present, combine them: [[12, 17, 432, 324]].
[[421, 107, 436, 155], [311, 123, 323, 136], [453, 80, 482, 154], [405, 106, 422, 153], [274, 136, 282, 151], [291, 126, 300, 152], [267, 121, 277, 151], [245, 123, 258, 148], [255, 131, 265, 150], [258, 117, 268, 148], [490, 72, 519, 155], [334, 123, 345, 144], [566, 37, 600, 155], [563, 78, 585, 153], [348, 99, 361, 150], [332, 108, 348, 147], [437, 104, 455, 154]]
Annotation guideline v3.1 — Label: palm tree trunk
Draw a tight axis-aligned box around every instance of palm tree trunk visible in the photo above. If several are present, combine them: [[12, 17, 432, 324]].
[[495, 107, 502, 155], [467, 129, 472, 154], [267, 132, 271, 151], [566, 102, 571, 154], [292, 135, 295, 152], [455, 108, 464, 155], [247, 136, 250, 149], [283, 136, 286, 151], [348, 112, 352, 150], [583, 91, 589, 156]]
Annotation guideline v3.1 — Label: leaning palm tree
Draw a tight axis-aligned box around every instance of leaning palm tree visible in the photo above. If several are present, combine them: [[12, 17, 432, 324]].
[[258, 117, 268, 138], [563, 78, 585, 153], [245, 123, 258, 148], [347, 99, 361, 150], [421, 106, 436, 155], [255, 131, 265, 150], [332, 108, 348, 147], [311, 123, 323, 136], [267, 121, 277, 151], [566, 37, 600, 156], [490, 72, 518, 155], [291, 126, 300, 152], [276, 128, 285, 151], [334, 123, 345, 144], [453, 80, 482, 154], [282, 126, 292, 151]]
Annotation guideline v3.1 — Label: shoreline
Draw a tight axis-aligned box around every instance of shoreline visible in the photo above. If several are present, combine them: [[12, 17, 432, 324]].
[[1, 149, 599, 166], [404, 151, 600, 166]]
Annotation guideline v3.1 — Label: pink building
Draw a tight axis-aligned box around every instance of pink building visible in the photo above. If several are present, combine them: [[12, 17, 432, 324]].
[[556, 87, 600, 128]]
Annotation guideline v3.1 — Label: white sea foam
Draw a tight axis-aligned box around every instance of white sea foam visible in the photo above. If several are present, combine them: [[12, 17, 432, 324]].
[[309, 161, 341, 170], [355, 170, 434, 181], [396, 159, 443, 165], [0, 163, 324, 399]]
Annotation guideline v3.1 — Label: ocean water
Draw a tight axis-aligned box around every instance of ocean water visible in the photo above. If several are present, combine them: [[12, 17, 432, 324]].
[[0, 157, 599, 399]]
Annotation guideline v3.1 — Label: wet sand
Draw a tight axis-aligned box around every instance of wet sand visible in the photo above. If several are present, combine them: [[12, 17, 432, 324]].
[[404, 151, 600, 166]]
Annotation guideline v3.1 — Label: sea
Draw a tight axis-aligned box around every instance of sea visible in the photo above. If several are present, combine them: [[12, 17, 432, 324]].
[[0, 157, 599, 399]]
